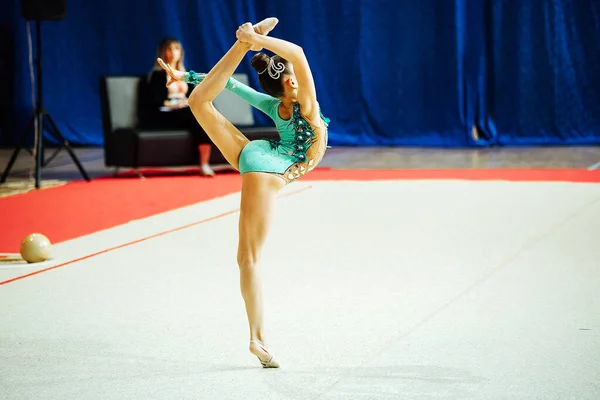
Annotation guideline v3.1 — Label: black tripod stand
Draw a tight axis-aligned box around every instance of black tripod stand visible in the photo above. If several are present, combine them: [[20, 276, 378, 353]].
[[0, 20, 90, 188]]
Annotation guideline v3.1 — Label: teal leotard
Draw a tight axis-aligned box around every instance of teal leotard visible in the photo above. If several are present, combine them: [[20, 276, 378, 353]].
[[185, 71, 330, 182]]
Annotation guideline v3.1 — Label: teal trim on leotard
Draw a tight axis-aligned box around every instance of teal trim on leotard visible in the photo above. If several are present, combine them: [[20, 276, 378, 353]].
[[185, 71, 330, 179]]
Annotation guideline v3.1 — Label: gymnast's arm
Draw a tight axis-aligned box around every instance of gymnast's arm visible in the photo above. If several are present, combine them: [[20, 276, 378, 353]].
[[184, 71, 279, 120], [237, 26, 320, 122]]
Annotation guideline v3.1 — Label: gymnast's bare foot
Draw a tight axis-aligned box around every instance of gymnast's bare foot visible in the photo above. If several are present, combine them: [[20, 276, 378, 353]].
[[249, 340, 280, 368], [250, 17, 279, 51]]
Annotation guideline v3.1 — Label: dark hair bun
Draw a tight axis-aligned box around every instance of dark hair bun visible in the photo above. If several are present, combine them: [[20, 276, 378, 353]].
[[251, 53, 270, 74]]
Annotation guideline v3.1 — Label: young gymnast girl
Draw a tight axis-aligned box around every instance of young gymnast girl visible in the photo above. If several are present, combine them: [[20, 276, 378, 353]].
[[157, 17, 329, 368]]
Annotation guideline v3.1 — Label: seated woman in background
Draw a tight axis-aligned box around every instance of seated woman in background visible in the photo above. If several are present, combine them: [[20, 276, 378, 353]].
[[138, 37, 215, 176]]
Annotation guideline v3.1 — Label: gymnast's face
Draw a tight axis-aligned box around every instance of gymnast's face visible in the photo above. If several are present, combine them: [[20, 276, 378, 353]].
[[164, 43, 182, 65]]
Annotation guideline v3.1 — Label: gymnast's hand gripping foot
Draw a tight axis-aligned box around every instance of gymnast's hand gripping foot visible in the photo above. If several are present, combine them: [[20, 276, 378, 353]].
[[157, 17, 330, 369]]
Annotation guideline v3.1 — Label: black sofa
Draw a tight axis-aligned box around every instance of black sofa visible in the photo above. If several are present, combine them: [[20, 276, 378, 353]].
[[99, 74, 278, 176]]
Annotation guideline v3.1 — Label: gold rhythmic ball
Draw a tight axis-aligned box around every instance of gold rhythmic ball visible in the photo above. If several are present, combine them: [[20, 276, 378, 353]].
[[20, 233, 52, 263]]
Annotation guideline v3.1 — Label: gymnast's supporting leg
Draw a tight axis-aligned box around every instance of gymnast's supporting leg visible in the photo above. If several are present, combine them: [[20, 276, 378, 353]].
[[238, 172, 284, 368]]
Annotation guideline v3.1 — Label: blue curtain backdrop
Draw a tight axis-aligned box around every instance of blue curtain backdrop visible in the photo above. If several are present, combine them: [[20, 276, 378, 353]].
[[2, 0, 600, 147], [486, 0, 600, 145]]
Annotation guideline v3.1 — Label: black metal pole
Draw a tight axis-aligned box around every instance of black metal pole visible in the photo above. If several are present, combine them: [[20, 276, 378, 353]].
[[1, 18, 90, 187], [35, 20, 43, 189]]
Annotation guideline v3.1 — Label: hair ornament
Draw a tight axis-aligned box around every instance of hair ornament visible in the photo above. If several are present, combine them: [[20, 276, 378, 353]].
[[259, 58, 285, 79]]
